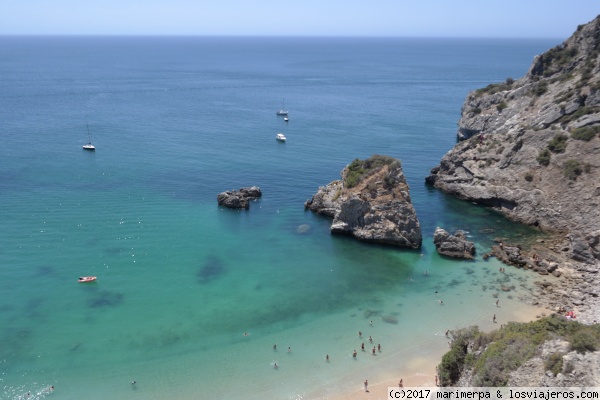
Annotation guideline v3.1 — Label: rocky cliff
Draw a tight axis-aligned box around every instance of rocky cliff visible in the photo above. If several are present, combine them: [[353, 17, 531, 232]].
[[305, 155, 422, 248], [426, 16, 600, 265], [439, 316, 600, 388]]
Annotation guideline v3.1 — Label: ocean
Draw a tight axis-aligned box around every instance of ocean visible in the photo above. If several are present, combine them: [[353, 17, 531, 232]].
[[0, 36, 558, 399]]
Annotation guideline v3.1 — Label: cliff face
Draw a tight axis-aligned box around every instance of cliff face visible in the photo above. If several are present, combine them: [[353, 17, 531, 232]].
[[440, 317, 600, 388], [305, 155, 422, 248], [426, 15, 600, 263]]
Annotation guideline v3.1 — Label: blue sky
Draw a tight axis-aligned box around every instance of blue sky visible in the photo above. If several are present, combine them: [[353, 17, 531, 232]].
[[1, 0, 599, 38]]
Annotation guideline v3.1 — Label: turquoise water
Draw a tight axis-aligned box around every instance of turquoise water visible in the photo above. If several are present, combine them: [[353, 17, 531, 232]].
[[0, 37, 558, 399]]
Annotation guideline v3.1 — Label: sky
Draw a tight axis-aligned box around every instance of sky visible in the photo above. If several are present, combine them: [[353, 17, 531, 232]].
[[1, 0, 600, 38]]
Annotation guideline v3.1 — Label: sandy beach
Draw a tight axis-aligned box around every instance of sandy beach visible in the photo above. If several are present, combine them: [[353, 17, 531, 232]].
[[311, 303, 549, 400]]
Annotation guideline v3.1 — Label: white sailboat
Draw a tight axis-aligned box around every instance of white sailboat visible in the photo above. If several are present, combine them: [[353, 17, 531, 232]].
[[276, 99, 288, 116], [82, 122, 95, 151]]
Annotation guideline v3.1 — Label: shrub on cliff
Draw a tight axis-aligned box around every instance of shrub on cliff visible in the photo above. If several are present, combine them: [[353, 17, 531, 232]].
[[343, 155, 400, 188], [437, 326, 478, 386], [571, 125, 600, 141], [537, 148, 552, 166], [544, 352, 564, 376], [548, 134, 568, 153], [437, 315, 600, 387], [570, 329, 600, 353], [564, 159, 583, 180]]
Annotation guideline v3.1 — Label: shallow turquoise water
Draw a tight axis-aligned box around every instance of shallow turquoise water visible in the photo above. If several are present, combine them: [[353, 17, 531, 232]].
[[0, 36, 558, 399]]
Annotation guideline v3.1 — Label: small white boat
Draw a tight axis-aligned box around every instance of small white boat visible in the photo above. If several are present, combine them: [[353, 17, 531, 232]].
[[78, 276, 97, 283], [82, 122, 95, 151], [284, 116, 289, 122], [276, 133, 286, 142]]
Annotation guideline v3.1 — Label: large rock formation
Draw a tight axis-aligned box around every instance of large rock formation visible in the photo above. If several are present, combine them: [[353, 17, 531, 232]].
[[305, 155, 422, 248], [217, 186, 262, 209], [425, 16, 600, 323], [433, 227, 475, 259], [426, 16, 600, 265]]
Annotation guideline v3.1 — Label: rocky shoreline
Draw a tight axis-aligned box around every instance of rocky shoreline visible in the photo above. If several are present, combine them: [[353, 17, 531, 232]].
[[426, 16, 600, 325], [481, 233, 600, 325]]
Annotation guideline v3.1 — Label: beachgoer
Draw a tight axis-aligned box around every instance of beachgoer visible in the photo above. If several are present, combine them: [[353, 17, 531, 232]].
[[439, 299, 443, 305], [353, 350, 357, 357], [399, 378, 403, 387], [370, 320, 373, 326], [496, 299, 499, 307], [377, 343, 381, 352], [326, 354, 329, 361], [364, 379, 368, 392], [372, 347, 376, 355], [273, 344, 277, 351], [435, 375, 439, 386], [274, 362, 278, 369], [369, 335, 373, 342], [445, 329, 449, 338], [131, 381, 136, 385], [361, 342, 365, 351], [243, 332, 249, 336], [288, 346, 291, 353], [358, 331, 362, 338], [493, 314, 496, 323]]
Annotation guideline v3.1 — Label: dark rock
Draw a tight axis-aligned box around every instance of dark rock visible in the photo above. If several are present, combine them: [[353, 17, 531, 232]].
[[433, 227, 476, 259], [491, 244, 528, 268], [217, 186, 262, 209]]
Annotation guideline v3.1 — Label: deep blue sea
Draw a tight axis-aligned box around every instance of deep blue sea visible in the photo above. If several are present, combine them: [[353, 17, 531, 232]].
[[0, 36, 558, 399]]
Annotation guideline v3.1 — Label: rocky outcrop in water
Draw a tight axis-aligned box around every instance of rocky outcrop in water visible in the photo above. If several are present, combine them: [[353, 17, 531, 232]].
[[305, 155, 422, 248], [217, 186, 262, 209], [426, 16, 600, 322], [433, 228, 475, 259]]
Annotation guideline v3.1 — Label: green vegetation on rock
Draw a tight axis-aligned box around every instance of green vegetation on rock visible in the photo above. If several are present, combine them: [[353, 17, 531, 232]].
[[564, 159, 583, 180], [547, 134, 568, 153], [541, 45, 579, 77], [536, 148, 551, 166], [544, 352, 564, 377], [474, 78, 514, 97], [437, 315, 600, 387], [571, 125, 600, 141], [343, 155, 400, 188]]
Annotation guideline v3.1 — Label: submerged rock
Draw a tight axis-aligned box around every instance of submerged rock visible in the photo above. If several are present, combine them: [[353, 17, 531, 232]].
[[198, 255, 226, 284]]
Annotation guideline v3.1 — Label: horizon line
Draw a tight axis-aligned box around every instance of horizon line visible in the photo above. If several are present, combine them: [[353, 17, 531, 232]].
[[0, 33, 565, 40]]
